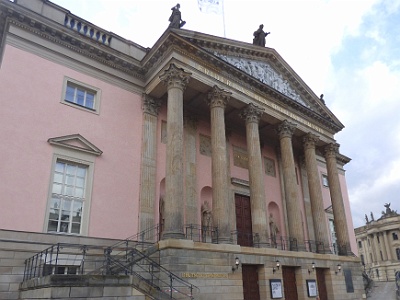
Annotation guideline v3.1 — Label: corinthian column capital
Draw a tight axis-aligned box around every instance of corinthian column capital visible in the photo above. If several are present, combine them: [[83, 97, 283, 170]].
[[303, 133, 320, 150], [159, 63, 191, 91], [142, 94, 162, 116], [324, 143, 340, 159], [206, 85, 231, 109], [276, 120, 297, 139], [239, 103, 264, 124]]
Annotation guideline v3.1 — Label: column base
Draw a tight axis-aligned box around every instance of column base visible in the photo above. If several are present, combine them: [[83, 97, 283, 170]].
[[162, 231, 185, 240]]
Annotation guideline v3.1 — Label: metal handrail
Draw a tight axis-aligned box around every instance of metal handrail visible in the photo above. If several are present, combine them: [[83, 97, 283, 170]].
[[104, 247, 199, 300]]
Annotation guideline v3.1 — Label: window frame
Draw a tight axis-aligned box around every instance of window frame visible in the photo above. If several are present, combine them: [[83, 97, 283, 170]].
[[44, 147, 95, 236], [321, 174, 329, 187], [61, 77, 101, 114]]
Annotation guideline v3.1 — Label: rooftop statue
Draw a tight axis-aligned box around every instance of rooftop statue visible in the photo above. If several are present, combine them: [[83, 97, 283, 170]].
[[253, 24, 270, 47], [168, 4, 186, 29]]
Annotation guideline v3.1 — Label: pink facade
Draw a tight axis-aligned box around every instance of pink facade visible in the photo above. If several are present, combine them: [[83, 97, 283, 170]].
[[0, 44, 142, 239]]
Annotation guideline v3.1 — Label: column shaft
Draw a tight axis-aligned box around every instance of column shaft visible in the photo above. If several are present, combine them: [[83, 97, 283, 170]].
[[276, 120, 305, 250], [240, 103, 269, 243], [139, 95, 161, 239], [382, 231, 391, 260], [207, 86, 231, 243], [303, 133, 330, 252], [159, 64, 191, 239], [324, 143, 351, 255]]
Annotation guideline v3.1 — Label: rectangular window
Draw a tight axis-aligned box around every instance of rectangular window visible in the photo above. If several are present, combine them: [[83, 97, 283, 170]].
[[65, 83, 95, 109], [61, 78, 101, 113], [47, 160, 87, 234], [393, 232, 398, 240], [322, 174, 329, 187], [358, 241, 362, 248]]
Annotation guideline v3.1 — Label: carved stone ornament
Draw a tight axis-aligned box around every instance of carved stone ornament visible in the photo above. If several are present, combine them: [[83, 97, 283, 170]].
[[206, 85, 231, 109], [213, 53, 308, 107], [275, 120, 296, 139], [159, 63, 191, 91], [324, 143, 339, 159], [142, 94, 161, 116], [303, 133, 319, 150], [239, 103, 264, 124]]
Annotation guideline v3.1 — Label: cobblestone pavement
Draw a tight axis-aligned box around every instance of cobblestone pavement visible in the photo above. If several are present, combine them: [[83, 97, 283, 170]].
[[368, 281, 397, 300]]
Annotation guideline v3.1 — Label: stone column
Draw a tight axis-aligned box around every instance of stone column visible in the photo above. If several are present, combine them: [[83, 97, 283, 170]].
[[159, 63, 191, 239], [139, 95, 162, 239], [382, 231, 392, 260], [184, 115, 198, 226], [276, 120, 305, 250], [303, 133, 331, 253], [207, 85, 231, 243], [324, 143, 351, 255], [240, 103, 269, 243]]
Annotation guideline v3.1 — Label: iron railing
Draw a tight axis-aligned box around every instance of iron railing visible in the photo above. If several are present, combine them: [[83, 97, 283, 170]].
[[184, 224, 219, 243], [103, 246, 199, 299], [23, 243, 104, 282]]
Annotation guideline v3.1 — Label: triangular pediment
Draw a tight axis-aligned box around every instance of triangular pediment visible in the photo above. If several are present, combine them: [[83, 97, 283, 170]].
[[154, 29, 344, 132], [211, 53, 311, 108], [48, 134, 102, 156]]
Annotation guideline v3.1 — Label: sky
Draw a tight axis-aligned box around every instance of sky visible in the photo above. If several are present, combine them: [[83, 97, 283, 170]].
[[50, 0, 400, 228]]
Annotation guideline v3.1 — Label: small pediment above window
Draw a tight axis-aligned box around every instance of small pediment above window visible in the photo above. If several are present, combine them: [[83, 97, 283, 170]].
[[48, 134, 102, 156]]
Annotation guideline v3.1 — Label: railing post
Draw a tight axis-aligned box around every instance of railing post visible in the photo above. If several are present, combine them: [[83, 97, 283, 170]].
[[169, 274, 173, 298], [81, 245, 87, 275], [104, 247, 112, 275], [55, 244, 60, 274]]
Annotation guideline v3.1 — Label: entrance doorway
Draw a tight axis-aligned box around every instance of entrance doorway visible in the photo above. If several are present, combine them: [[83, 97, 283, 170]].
[[242, 265, 260, 300], [235, 194, 253, 246], [316, 268, 328, 300], [282, 266, 298, 299]]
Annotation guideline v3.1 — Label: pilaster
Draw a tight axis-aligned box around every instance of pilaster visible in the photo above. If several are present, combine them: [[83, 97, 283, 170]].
[[138, 94, 162, 238]]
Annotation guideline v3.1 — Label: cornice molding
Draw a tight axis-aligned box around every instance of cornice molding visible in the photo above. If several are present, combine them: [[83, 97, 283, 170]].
[[0, 2, 146, 79]]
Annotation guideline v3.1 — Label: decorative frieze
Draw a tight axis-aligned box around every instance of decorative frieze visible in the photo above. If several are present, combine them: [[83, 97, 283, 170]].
[[199, 134, 212, 157], [233, 146, 248, 169], [213, 53, 308, 107], [264, 157, 276, 177]]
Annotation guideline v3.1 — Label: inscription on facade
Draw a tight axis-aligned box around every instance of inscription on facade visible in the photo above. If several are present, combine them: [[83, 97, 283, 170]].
[[193, 63, 326, 135], [181, 272, 229, 278]]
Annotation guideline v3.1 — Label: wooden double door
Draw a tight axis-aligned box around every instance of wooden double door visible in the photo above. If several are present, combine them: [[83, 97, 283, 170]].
[[235, 194, 253, 246]]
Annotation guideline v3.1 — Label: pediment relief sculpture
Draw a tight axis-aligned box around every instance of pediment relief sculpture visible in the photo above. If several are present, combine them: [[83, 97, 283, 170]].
[[213, 52, 309, 108]]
